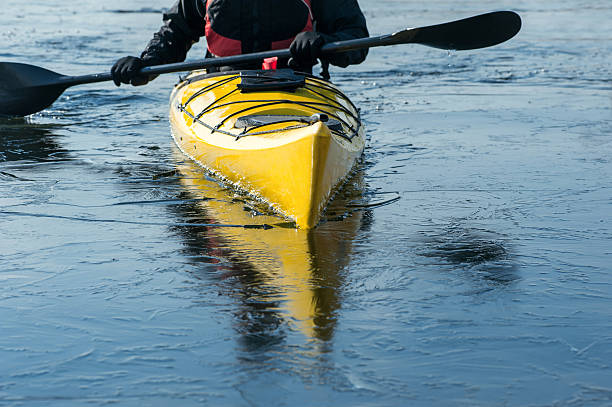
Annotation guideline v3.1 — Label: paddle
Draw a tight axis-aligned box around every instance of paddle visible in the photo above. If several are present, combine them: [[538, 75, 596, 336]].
[[0, 11, 521, 117]]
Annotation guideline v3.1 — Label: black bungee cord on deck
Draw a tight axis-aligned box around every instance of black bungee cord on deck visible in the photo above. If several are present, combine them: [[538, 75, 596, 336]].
[[175, 71, 362, 141]]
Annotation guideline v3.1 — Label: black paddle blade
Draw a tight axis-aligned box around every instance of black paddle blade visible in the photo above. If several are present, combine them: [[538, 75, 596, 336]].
[[0, 62, 68, 117], [393, 11, 522, 50]]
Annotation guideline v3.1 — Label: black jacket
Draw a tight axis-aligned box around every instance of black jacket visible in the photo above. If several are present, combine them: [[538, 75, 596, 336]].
[[140, 0, 368, 71]]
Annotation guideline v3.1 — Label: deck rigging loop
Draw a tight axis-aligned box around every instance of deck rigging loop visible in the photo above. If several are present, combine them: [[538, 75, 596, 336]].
[[177, 70, 362, 141]]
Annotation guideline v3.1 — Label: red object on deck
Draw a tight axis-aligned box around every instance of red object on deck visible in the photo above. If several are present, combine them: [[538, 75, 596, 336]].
[[262, 57, 278, 70]]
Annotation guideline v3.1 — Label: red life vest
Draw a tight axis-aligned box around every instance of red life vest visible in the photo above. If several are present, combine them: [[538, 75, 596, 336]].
[[205, 0, 314, 57]]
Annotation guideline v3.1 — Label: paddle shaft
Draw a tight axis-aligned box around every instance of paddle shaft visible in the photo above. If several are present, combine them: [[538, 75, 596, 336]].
[[55, 33, 406, 87], [54, 10, 521, 87]]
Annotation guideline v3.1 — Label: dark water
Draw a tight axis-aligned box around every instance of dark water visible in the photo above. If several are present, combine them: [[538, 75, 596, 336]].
[[1, 1, 611, 405]]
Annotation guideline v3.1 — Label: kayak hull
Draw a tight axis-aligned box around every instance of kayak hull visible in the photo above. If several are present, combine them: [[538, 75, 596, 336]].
[[169, 70, 365, 228]]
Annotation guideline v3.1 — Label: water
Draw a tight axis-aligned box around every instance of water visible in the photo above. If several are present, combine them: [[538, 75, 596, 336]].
[[1, 1, 611, 405]]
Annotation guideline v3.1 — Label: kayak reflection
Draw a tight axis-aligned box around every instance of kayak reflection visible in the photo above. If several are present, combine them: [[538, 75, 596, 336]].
[[173, 147, 367, 342]]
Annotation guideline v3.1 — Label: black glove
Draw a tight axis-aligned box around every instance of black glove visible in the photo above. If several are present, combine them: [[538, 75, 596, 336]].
[[111, 56, 150, 86], [289, 31, 325, 72]]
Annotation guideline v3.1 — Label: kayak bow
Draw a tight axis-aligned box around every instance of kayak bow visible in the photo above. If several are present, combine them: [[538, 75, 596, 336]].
[[169, 69, 365, 228]]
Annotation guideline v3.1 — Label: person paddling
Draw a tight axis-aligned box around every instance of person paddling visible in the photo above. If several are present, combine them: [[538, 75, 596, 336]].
[[111, 0, 369, 86]]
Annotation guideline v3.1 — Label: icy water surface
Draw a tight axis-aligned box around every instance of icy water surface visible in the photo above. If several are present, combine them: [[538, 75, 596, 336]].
[[1, 1, 611, 405]]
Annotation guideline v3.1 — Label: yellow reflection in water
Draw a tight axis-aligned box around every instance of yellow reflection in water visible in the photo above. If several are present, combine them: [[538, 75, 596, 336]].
[[173, 147, 364, 341]]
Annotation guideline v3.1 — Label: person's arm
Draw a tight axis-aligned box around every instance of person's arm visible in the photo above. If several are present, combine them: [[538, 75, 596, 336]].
[[112, 0, 205, 86], [312, 0, 369, 67], [140, 0, 206, 65]]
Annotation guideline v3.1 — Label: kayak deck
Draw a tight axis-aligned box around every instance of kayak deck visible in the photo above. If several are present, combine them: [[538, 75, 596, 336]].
[[169, 69, 365, 228]]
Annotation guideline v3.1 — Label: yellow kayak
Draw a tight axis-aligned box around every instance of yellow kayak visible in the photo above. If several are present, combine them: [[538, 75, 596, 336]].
[[169, 69, 365, 229]]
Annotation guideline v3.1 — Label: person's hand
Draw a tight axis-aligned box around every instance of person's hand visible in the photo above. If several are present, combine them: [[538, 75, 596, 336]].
[[111, 56, 150, 86], [289, 31, 325, 71]]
